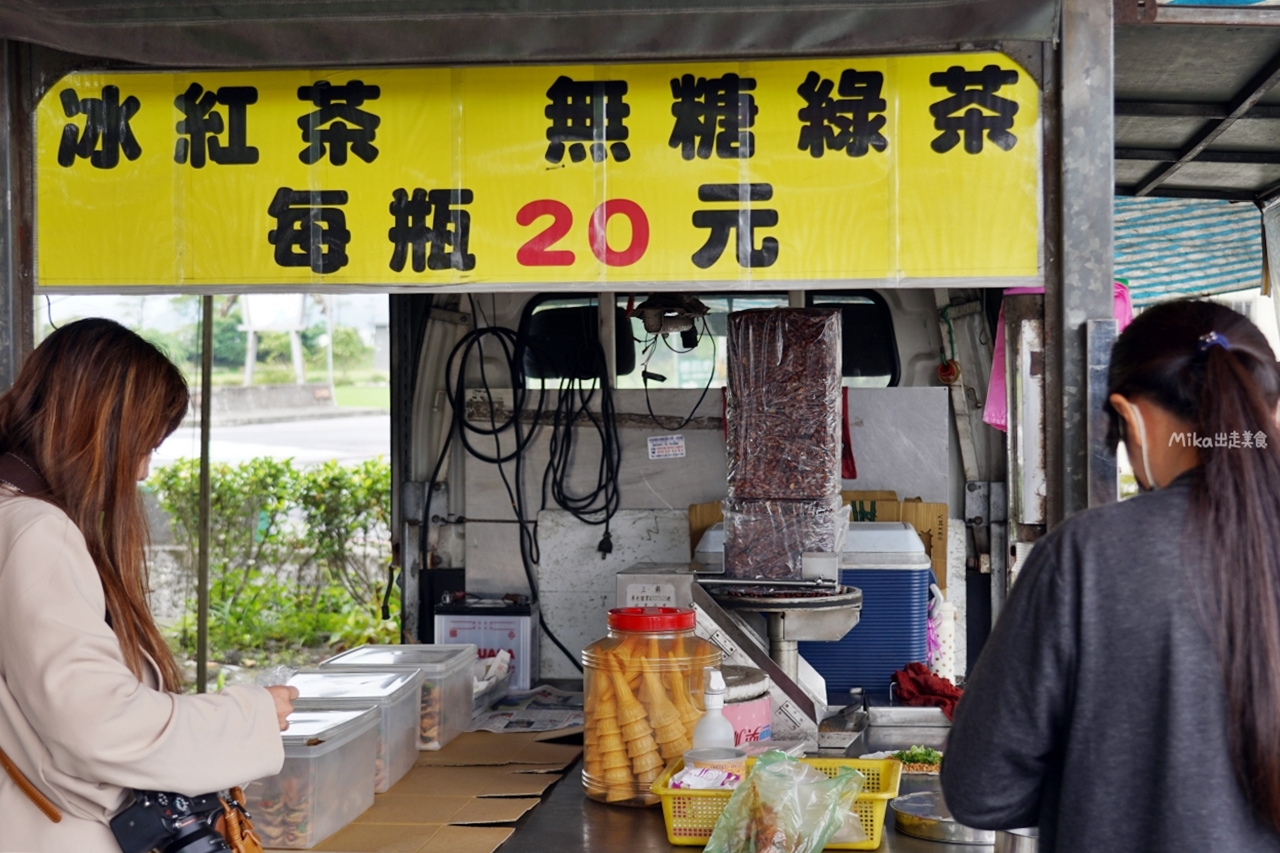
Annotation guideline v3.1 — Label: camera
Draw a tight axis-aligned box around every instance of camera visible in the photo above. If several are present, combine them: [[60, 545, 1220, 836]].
[[110, 790, 230, 853]]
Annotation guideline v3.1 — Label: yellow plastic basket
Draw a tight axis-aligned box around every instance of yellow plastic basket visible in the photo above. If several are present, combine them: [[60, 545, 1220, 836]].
[[651, 757, 902, 850]]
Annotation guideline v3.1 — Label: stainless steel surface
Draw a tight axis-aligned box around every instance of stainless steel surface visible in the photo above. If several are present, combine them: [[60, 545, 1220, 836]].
[[994, 828, 1038, 853], [866, 704, 952, 728], [697, 576, 840, 588], [712, 587, 863, 613], [690, 583, 820, 742], [770, 624, 801, 682], [502, 728, 995, 853], [817, 705, 869, 750], [714, 586, 862, 684], [892, 792, 996, 846]]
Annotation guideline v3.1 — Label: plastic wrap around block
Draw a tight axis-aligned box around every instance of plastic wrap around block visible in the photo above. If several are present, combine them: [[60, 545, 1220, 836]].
[[726, 309, 842, 499], [721, 496, 848, 580]]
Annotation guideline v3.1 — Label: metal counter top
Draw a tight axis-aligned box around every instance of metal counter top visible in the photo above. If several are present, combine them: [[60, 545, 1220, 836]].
[[503, 728, 995, 853]]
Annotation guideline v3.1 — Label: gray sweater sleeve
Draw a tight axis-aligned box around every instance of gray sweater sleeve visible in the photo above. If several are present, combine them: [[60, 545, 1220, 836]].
[[940, 530, 1078, 829]]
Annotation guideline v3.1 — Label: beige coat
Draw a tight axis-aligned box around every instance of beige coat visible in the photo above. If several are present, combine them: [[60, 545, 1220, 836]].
[[0, 490, 285, 852]]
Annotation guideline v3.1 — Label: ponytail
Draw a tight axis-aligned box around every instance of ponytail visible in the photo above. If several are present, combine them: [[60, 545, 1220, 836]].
[[1107, 300, 1280, 832], [1195, 345, 1280, 830]]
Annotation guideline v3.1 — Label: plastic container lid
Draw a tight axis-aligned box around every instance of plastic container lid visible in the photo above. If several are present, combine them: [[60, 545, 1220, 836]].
[[282, 709, 379, 754], [608, 607, 695, 632], [722, 666, 771, 702], [288, 670, 422, 704], [320, 644, 477, 677]]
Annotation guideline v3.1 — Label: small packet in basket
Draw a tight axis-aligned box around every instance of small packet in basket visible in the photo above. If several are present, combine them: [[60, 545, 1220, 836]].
[[705, 751, 866, 853]]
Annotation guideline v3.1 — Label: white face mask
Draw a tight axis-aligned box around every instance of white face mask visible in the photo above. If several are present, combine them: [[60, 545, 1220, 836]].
[[1126, 401, 1158, 491]]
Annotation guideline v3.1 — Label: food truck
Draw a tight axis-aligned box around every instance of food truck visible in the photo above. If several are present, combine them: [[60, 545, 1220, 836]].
[[3, 0, 1279, 849]]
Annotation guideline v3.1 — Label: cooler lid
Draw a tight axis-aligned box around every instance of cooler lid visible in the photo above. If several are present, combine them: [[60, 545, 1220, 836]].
[[321, 643, 477, 676], [843, 522, 926, 553], [281, 708, 379, 747], [288, 670, 422, 704]]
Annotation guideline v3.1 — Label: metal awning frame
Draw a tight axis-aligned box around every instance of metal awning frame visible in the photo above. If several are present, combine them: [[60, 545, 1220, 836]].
[[0, 0, 1139, 667], [1115, 3, 1280, 205]]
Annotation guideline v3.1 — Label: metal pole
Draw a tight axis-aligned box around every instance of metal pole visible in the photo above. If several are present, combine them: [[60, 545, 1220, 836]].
[[196, 294, 213, 693], [1056, 0, 1116, 521], [0, 40, 34, 391], [326, 295, 336, 399]]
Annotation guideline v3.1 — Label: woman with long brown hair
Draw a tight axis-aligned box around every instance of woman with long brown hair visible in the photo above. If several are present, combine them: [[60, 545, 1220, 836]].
[[941, 299, 1280, 852], [0, 319, 295, 852]]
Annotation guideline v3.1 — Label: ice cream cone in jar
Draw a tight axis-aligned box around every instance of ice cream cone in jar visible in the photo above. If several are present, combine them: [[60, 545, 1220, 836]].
[[580, 607, 720, 806]]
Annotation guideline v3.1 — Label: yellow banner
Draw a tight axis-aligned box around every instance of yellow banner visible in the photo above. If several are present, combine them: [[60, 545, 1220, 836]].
[[36, 55, 1041, 290]]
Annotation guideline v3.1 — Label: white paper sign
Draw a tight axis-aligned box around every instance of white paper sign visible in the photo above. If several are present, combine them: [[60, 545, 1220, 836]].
[[647, 434, 687, 460], [625, 583, 677, 608]]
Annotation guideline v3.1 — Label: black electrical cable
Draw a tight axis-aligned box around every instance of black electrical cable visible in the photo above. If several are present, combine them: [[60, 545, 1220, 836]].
[[542, 348, 622, 530], [423, 321, 598, 672], [640, 316, 717, 431]]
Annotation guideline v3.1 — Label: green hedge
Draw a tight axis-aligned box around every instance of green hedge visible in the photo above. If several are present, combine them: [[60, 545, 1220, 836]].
[[148, 457, 397, 665]]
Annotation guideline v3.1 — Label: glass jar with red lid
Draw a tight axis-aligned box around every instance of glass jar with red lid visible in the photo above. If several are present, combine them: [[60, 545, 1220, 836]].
[[581, 607, 721, 806]]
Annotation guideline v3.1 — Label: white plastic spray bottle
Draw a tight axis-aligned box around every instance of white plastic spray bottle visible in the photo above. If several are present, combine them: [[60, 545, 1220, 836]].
[[691, 666, 736, 749]]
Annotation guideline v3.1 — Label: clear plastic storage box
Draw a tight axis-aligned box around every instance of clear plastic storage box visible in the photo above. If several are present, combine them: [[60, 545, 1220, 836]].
[[244, 708, 379, 849], [320, 644, 477, 750], [288, 670, 424, 793]]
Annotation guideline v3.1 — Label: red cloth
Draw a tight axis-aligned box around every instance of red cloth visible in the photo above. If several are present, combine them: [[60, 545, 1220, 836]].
[[894, 662, 963, 721], [841, 387, 857, 480]]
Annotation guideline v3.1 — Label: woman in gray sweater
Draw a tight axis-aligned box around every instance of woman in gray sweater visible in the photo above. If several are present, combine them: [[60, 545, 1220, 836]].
[[942, 300, 1280, 852]]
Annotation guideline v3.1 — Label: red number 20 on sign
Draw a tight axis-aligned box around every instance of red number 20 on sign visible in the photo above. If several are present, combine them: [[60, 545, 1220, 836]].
[[516, 199, 650, 267]]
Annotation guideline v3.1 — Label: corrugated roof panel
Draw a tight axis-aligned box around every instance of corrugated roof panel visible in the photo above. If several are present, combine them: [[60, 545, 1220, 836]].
[[1115, 196, 1262, 305], [0, 0, 1060, 68]]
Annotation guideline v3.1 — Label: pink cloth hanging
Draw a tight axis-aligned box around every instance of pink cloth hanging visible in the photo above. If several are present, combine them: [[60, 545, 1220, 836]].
[[982, 281, 1133, 432]]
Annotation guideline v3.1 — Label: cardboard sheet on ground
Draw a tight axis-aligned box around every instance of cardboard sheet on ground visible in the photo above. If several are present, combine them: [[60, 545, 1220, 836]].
[[353, 795, 541, 825], [392, 766, 562, 799], [414, 731, 582, 768], [310, 822, 514, 853]]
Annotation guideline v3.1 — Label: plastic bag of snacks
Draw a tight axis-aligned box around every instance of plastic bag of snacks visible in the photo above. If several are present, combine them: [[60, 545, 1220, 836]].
[[705, 752, 867, 853]]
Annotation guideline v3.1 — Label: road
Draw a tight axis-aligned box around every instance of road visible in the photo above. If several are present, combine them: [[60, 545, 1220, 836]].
[[155, 413, 391, 466]]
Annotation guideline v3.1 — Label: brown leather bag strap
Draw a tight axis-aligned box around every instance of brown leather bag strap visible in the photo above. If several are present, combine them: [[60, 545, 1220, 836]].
[[0, 744, 61, 822], [0, 453, 50, 498]]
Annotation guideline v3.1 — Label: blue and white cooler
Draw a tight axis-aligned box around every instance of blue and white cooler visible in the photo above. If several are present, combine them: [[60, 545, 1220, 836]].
[[798, 521, 934, 697]]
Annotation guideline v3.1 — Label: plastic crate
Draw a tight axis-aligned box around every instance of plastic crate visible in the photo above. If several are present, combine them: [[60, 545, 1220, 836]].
[[651, 757, 901, 849]]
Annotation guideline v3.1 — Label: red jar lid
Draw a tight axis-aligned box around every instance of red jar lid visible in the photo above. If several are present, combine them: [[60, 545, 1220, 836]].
[[607, 607, 695, 632]]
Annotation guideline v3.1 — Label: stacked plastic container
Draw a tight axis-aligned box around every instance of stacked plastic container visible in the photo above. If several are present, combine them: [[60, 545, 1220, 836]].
[[723, 308, 847, 579], [288, 670, 424, 792], [244, 708, 380, 849], [319, 644, 477, 751]]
